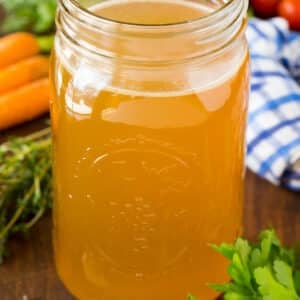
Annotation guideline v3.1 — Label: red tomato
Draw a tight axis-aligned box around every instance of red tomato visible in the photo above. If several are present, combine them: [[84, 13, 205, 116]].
[[251, 0, 280, 18], [278, 0, 300, 31]]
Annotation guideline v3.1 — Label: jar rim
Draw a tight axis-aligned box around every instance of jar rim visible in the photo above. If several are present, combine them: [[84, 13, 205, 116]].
[[60, 0, 238, 28], [57, 0, 248, 64]]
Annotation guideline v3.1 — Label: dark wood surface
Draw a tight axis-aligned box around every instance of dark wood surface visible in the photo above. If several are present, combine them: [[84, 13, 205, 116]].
[[0, 119, 299, 300]]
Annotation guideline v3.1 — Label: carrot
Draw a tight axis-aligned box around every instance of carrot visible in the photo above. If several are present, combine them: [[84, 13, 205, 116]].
[[0, 78, 50, 130], [0, 33, 40, 69], [0, 56, 49, 95]]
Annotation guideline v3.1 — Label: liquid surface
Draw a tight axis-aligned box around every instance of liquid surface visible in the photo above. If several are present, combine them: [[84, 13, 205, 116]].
[[94, 0, 210, 24], [51, 1, 249, 299]]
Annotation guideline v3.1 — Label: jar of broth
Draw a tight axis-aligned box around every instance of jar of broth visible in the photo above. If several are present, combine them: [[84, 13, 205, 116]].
[[50, 0, 249, 299]]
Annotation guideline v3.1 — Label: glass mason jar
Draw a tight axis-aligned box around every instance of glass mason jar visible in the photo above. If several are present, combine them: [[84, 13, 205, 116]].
[[50, 0, 249, 299]]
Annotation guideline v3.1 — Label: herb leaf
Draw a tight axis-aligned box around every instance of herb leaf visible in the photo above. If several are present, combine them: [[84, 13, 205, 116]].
[[0, 0, 57, 35], [0, 128, 52, 262], [190, 230, 300, 300]]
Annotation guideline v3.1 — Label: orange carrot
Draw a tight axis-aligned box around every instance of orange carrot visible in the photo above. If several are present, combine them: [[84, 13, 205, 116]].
[[0, 33, 40, 69], [0, 78, 50, 130], [0, 56, 49, 95]]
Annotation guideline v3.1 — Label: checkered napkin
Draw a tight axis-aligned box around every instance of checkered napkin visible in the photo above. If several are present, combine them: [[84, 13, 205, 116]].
[[246, 18, 300, 191]]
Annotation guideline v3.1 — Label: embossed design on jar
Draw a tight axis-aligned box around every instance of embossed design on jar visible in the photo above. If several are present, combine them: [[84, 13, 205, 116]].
[[75, 135, 202, 277]]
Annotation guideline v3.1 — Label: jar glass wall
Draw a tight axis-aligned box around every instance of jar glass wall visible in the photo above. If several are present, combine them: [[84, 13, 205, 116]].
[[50, 0, 250, 299]]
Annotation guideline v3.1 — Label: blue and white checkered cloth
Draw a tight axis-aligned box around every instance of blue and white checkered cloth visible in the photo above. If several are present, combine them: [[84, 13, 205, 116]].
[[246, 18, 300, 191]]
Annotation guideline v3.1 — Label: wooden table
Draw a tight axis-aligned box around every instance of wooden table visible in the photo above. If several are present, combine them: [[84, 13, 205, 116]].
[[0, 119, 299, 300]]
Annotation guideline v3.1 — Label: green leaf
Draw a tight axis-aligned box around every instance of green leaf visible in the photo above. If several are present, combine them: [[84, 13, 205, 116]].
[[274, 260, 296, 292], [210, 282, 252, 295], [235, 238, 251, 266], [212, 243, 235, 260], [37, 35, 54, 53], [250, 248, 265, 268], [0, 0, 56, 34], [260, 230, 277, 262], [33, 1, 56, 33], [224, 292, 256, 300], [254, 266, 298, 300], [294, 271, 300, 295], [230, 252, 252, 288], [209, 230, 300, 299]]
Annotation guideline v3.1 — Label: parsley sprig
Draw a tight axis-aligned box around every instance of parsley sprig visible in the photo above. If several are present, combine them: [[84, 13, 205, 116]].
[[191, 230, 300, 300]]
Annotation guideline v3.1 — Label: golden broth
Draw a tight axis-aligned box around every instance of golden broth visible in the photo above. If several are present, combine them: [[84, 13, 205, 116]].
[[51, 1, 249, 299]]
